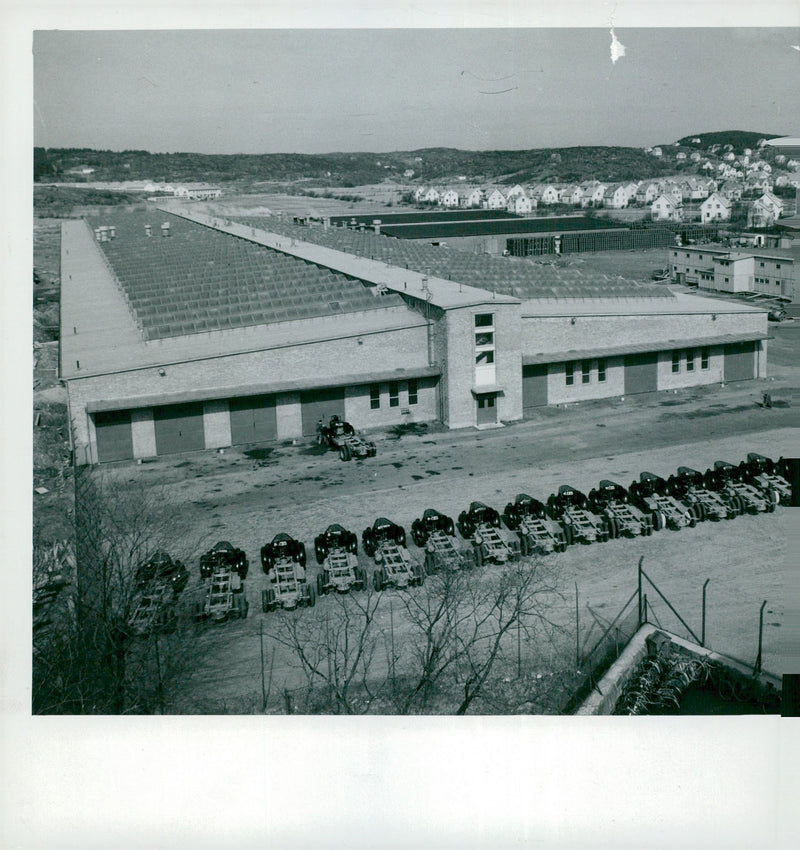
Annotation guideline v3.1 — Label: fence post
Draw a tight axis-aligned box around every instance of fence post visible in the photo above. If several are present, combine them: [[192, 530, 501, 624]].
[[259, 621, 267, 712], [575, 583, 580, 670], [754, 600, 767, 674], [637, 557, 643, 627], [701, 579, 710, 647], [643, 593, 648, 625]]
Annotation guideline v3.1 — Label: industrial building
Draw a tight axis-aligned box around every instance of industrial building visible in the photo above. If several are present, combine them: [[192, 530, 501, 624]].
[[669, 244, 798, 300], [61, 209, 769, 464]]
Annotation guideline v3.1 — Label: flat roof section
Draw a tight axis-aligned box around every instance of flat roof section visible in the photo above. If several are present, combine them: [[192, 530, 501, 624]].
[[329, 209, 521, 226], [521, 332, 769, 365]]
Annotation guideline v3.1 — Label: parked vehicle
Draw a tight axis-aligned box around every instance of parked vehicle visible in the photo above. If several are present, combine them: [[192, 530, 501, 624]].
[[412, 509, 472, 572], [134, 550, 188, 595], [314, 524, 366, 595], [317, 415, 377, 461], [199, 540, 248, 580], [457, 501, 519, 565], [738, 453, 791, 503], [588, 481, 654, 537], [628, 472, 698, 530], [362, 517, 424, 591], [703, 461, 778, 514], [261, 533, 306, 573], [667, 467, 738, 520], [502, 494, 569, 554], [546, 486, 609, 544], [194, 565, 248, 623], [261, 553, 315, 612]]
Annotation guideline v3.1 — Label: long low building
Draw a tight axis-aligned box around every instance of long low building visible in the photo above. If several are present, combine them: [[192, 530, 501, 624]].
[[61, 208, 769, 464]]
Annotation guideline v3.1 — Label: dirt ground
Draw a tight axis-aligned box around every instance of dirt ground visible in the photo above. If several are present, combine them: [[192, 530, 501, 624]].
[[96, 355, 796, 710]]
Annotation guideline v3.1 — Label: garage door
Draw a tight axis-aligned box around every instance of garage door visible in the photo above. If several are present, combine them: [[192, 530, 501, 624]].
[[229, 395, 277, 445], [624, 352, 658, 394], [95, 410, 133, 463], [522, 364, 548, 412], [301, 387, 346, 436], [153, 402, 205, 456], [724, 342, 755, 382]]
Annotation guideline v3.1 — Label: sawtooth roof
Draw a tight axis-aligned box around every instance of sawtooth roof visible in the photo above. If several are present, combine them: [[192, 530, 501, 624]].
[[89, 210, 404, 340]]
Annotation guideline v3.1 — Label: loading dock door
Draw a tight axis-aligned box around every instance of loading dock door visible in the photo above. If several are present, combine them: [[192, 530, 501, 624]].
[[723, 342, 755, 382], [300, 387, 346, 436], [476, 393, 498, 425], [229, 395, 277, 445], [153, 402, 205, 456], [522, 364, 548, 412], [624, 352, 658, 395], [95, 409, 133, 463]]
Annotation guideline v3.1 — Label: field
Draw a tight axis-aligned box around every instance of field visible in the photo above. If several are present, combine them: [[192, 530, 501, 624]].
[[97, 360, 796, 712]]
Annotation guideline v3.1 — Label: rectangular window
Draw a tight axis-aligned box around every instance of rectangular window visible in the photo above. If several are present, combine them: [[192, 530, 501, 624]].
[[565, 362, 574, 386], [476, 350, 494, 365], [474, 313, 494, 328], [701, 347, 709, 370], [475, 332, 494, 347], [407, 379, 418, 405], [581, 361, 591, 384], [389, 382, 399, 407], [672, 351, 681, 373], [369, 384, 380, 410], [686, 348, 695, 372], [597, 358, 606, 383]]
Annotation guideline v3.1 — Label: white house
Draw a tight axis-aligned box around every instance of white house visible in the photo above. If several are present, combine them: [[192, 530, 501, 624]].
[[505, 184, 526, 200], [440, 189, 459, 208], [748, 198, 779, 228], [652, 147, 663, 157], [413, 187, 427, 202], [676, 152, 687, 161], [636, 182, 660, 204], [602, 184, 629, 209], [651, 195, 683, 222], [666, 182, 684, 205], [507, 194, 534, 215], [465, 188, 485, 208], [622, 182, 639, 203], [756, 192, 784, 218], [485, 189, 507, 210], [423, 187, 440, 203], [720, 180, 743, 201], [700, 192, 732, 224], [403, 169, 415, 178], [579, 181, 606, 207], [531, 184, 561, 205], [690, 152, 702, 162], [560, 185, 583, 205], [724, 152, 736, 162]]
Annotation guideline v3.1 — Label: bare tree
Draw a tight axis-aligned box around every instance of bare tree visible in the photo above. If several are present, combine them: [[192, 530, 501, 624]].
[[266, 581, 386, 715], [393, 557, 565, 715], [33, 468, 202, 714]]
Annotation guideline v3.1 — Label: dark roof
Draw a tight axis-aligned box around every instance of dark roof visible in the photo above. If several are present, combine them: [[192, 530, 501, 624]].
[[90, 210, 404, 340], [329, 209, 519, 226], [379, 216, 623, 240], [232, 216, 671, 300]]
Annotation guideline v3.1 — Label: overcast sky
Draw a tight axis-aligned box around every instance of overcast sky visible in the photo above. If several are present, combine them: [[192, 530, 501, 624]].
[[33, 28, 800, 154]]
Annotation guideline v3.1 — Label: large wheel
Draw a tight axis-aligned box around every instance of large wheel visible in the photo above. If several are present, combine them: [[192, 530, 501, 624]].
[[766, 489, 778, 512], [474, 543, 484, 569], [397, 528, 407, 549], [356, 567, 367, 590], [316, 572, 326, 597], [695, 502, 706, 522], [314, 539, 326, 565], [362, 528, 375, 558], [411, 521, 427, 548], [445, 517, 456, 537], [373, 569, 383, 592], [651, 511, 664, 532], [339, 444, 351, 462], [306, 585, 316, 608], [413, 563, 425, 586], [519, 533, 530, 557], [490, 510, 501, 529], [237, 594, 249, 619], [424, 551, 436, 575]]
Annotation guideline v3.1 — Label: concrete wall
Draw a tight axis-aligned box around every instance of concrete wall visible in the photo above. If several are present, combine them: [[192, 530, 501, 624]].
[[344, 377, 439, 428], [546, 356, 625, 404], [519, 304, 765, 354], [657, 346, 725, 389], [68, 322, 431, 450]]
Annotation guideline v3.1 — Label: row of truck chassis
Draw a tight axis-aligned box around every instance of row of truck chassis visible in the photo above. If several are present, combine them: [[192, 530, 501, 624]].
[[128, 454, 791, 631]]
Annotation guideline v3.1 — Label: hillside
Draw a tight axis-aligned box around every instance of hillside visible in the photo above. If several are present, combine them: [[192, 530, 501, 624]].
[[674, 131, 783, 152], [34, 145, 684, 187]]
